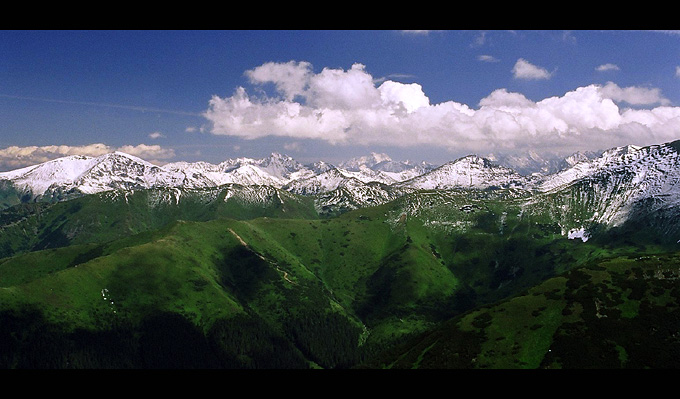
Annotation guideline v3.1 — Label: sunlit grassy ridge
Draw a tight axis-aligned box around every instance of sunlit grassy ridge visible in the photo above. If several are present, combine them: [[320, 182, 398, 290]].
[[0, 185, 319, 259]]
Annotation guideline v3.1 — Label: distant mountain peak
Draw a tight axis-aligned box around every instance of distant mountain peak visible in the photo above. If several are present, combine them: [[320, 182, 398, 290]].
[[452, 154, 491, 165], [339, 152, 393, 171], [397, 153, 526, 191], [264, 152, 294, 162]]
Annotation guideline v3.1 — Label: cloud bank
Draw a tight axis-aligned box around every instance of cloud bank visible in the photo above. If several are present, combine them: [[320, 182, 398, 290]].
[[203, 61, 680, 156], [0, 143, 175, 171]]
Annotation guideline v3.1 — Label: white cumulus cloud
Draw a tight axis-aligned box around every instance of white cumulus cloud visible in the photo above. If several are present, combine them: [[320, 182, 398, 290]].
[[245, 60, 312, 101], [203, 61, 680, 157], [378, 80, 430, 113], [512, 58, 552, 80], [598, 81, 670, 106]]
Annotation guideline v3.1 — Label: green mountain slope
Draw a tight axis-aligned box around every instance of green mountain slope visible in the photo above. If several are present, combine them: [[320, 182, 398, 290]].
[[0, 218, 367, 368], [363, 251, 680, 369], [1, 184, 678, 368], [0, 185, 318, 259]]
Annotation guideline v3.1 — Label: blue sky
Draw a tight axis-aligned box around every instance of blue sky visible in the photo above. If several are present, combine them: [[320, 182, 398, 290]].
[[1, 30, 680, 170]]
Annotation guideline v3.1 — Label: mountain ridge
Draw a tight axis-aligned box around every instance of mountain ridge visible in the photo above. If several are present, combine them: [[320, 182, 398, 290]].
[[0, 144, 630, 198], [2, 139, 680, 238]]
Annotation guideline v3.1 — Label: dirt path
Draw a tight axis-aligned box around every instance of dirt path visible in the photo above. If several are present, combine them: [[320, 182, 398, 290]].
[[228, 227, 296, 285], [228, 228, 248, 247]]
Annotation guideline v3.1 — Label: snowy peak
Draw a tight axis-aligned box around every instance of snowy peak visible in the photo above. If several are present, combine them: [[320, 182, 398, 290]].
[[538, 143, 663, 193], [339, 152, 392, 171], [307, 160, 335, 174], [222, 164, 285, 187], [284, 160, 435, 196], [0, 155, 100, 195], [257, 153, 315, 182], [529, 140, 680, 233], [210, 152, 316, 186], [0, 151, 191, 198], [601, 144, 642, 158], [331, 152, 436, 185], [487, 150, 602, 176], [61, 152, 187, 195], [560, 150, 601, 169], [285, 168, 357, 196], [397, 155, 528, 190]]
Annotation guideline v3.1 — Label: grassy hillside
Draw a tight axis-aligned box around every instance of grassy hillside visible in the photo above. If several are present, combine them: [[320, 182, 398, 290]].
[[1, 186, 678, 368], [0, 185, 318, 259], [0, 218, 368, 368], [363, 250, 680, 369]]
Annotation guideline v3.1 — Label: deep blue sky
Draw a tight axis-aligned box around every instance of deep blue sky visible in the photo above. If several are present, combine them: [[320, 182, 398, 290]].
[[1, 30, 680, 169]]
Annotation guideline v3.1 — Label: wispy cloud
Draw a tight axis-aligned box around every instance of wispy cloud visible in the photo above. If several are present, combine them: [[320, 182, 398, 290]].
[[471, 31, 487, 47], [561, 30, 577, 44], [283, 142, 303, 152], [647, 30, 680, 36], [0, 94, 202, 117], [596, 63, 620, 72], [478, 55, 499, 63], [400, 30, 431, 35], [386, 73, 418, 80], [148, 131, 166, 139]]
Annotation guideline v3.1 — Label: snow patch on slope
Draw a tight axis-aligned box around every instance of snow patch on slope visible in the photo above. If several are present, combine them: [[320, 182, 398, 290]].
[[567, 227, 590, 242]]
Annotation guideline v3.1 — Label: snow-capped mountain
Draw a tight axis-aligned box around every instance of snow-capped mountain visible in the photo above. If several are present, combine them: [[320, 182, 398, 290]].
[[339, 152, 435, 180], [3, 140, 680, 238], [0, 154, 102, 196], [313, 178, 411, 216], [284, 168, 357, 196], [0, 152, 191, 199], [532, 141, 680, 230], [0, 150, 438, 207], [538, 144, 644, 193], [486, 149, 601, 176], [396, 155, 529, 191], [221, 152, 316, 183], [561, 150, 602, 170], [164, 152, 317, 188], [164, 152, 435, 197], [338, 152, 393, 171]]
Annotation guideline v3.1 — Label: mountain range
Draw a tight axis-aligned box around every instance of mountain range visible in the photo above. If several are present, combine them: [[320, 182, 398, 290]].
[[1, 139, 680, 369], [2, 140, 680, 237]]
